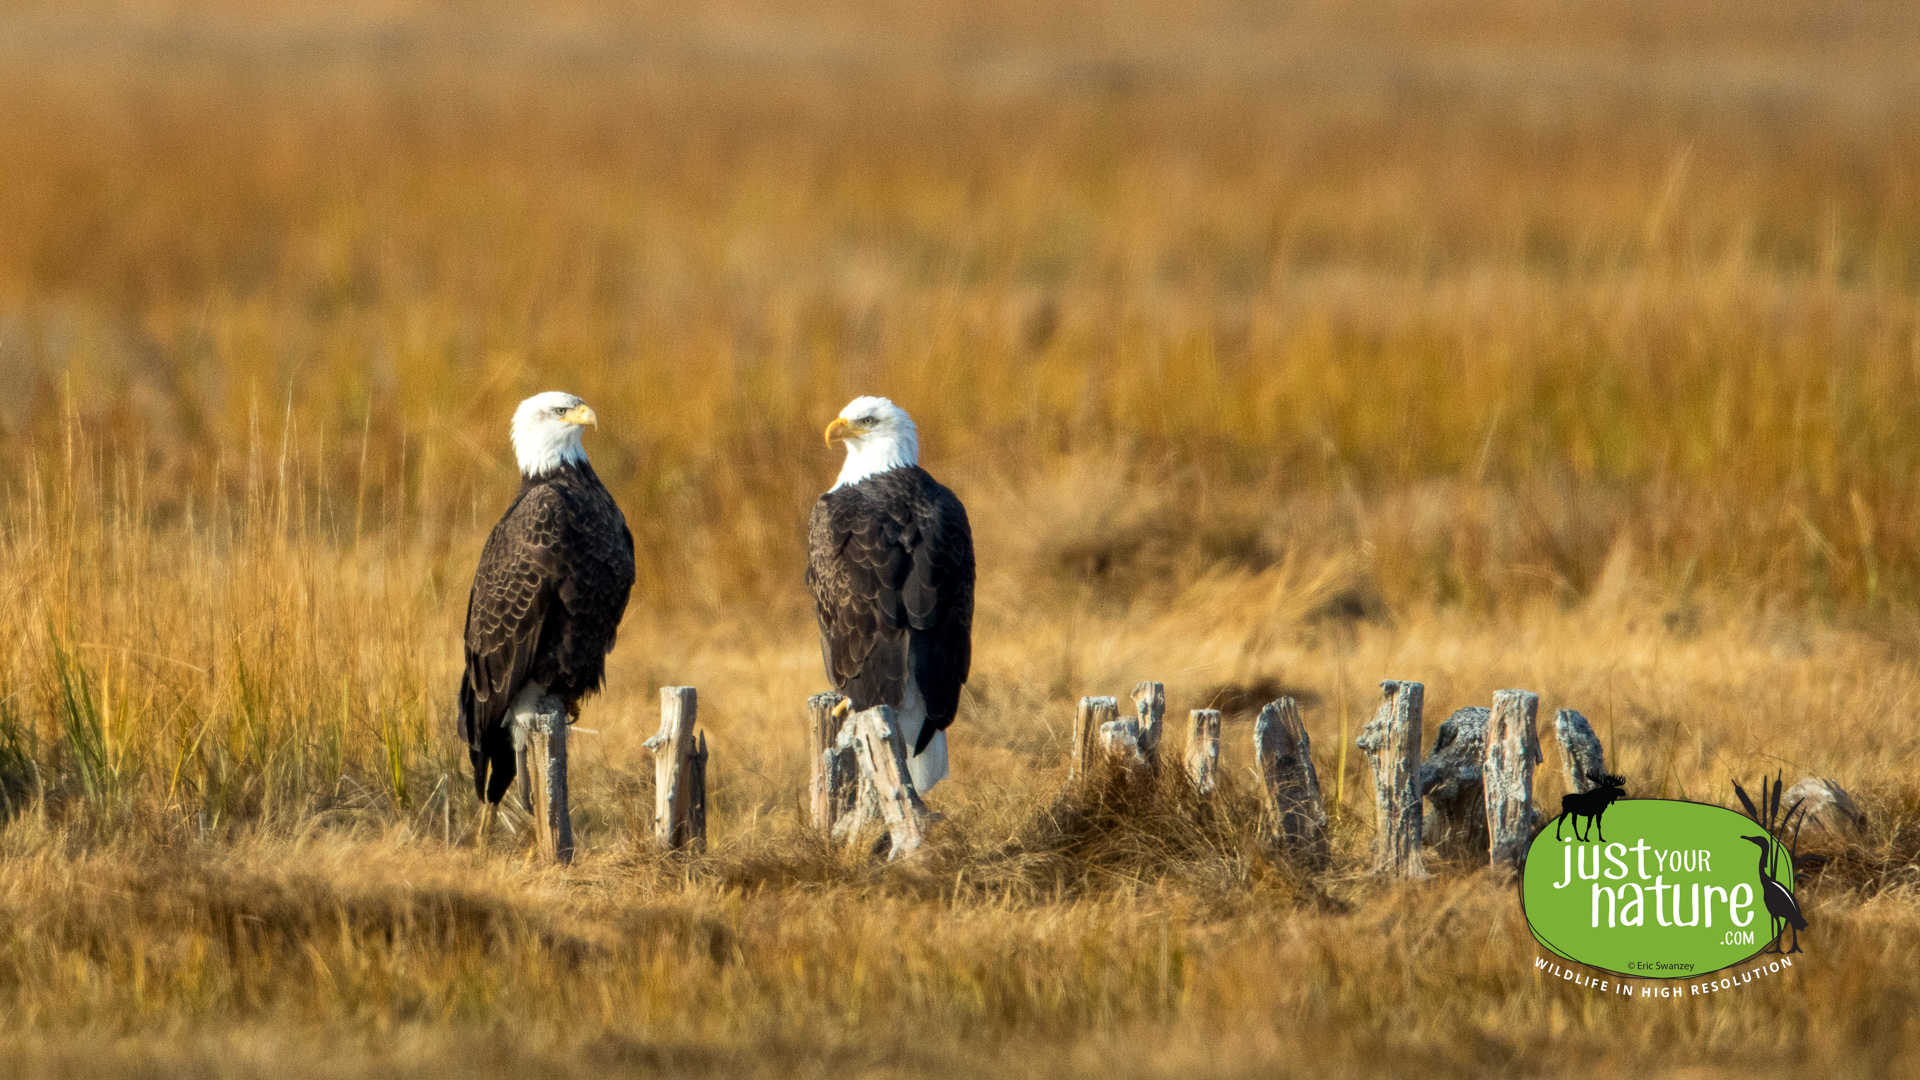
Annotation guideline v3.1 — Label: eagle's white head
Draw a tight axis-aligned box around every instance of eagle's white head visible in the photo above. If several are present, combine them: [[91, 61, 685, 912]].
[[511, 391, 598, 477], [825, 395, 919, 490]]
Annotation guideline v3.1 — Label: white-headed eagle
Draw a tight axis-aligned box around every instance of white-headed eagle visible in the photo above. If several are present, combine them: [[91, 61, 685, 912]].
[[458, 392, 634, 832], [807, 396, 975, 793]]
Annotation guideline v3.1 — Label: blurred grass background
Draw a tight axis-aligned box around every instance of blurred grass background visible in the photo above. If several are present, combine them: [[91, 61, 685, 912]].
[[3, 0, 1920, 1076], [8, 0, 1920, 616]]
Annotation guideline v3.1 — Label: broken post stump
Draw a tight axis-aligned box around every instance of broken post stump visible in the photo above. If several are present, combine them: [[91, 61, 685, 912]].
[[1097, 718, 1154, 785], [1131, 681, 1166, 767], [835, 769, 883, 844], [1484, 689, 1542, 868], [1356, 680, 1427, 878], [1186, 709, 1222, 794], [1071, 696, 1120, 785], [688, 732, 709, 848], [644, 686, 707, 852], [808, 692, 861, 834], [838, 705, 931, 860], [1255, 698, 1329, 863], [810, 696, 883, 845], [1554, 709, 1606, 793], [1420, 707, 1490, 859], [513, 690, 573, 864]]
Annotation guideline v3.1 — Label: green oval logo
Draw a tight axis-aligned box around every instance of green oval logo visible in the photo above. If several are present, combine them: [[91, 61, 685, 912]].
[[1522, 800, 1797, 978]]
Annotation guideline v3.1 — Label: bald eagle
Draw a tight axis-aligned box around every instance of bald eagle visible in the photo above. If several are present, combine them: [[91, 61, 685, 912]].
[[808, 396, 975, 793], [459, 392, 635, 833]]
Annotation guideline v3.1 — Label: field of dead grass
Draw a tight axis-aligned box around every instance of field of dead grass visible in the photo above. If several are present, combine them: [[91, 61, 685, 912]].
[[4, 0, 1920, 1075]]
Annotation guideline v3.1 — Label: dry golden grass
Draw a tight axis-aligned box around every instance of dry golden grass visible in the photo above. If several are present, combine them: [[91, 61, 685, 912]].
[[3, 0, 1920, 1075]]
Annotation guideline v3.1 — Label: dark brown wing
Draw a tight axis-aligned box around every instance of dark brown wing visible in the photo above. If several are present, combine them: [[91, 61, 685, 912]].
[[458, 482, 569, 757], [903, 472, 973, 743], [809, 484, 897, 705], [458, 463, 633, 804]]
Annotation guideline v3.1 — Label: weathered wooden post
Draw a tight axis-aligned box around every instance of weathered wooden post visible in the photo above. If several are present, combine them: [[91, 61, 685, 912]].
[[1554, 709, 1606, 792], [1071, 696, 1120, 785], [1356, 680, 1427, 878], [1484, 689, 1542, 867], [809, 692, 861, 833], [1131, 681, 1166, 767], [687, 732, 709, 847], [1420, 707, 1490, 858], [836, 774, 883, 843], [1088, 681, 1163, 784], [1186, 709, 1222, 794], [1255, 698, 1329, 863], [512, 688, 574, 864], [643, 686, 707, 852], [838, 705, 931, 860]]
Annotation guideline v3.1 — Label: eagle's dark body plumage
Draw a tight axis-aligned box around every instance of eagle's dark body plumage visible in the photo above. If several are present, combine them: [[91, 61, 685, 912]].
[[459, 460, 634, 803], [807, 465, 974, 760]]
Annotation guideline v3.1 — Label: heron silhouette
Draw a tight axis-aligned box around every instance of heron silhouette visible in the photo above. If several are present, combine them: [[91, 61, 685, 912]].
[[1732, 771, 1820, 956], [1741, 834, 1807, 953]]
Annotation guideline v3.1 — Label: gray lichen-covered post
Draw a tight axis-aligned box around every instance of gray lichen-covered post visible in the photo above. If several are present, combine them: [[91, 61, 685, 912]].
[[839, 705, 931, 860], [808, 691, 856, 833], [1071, 696, 1120, 785], [1186, 709, 1221, 794], [1255, 698, 1329, 863], [1097, 717, 1153, 783], [1356, 680, 1427, 878], [1419, 707, 1490, 859], [644, 686, 707, 852], [1484, 689, 1542, 867], [515, 691, 573, 864], [1554, 709, 1605, 793], [1131, 681, 1166, 767]]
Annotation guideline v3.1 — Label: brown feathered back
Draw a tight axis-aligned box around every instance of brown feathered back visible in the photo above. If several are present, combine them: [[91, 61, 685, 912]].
[[458, 460, 634, 802], [806, 465, 974, 753]]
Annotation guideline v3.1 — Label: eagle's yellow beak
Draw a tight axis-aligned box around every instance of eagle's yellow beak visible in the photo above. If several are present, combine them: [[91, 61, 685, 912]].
[[562, 404, 598, 429], [824, 416, 863, 446]]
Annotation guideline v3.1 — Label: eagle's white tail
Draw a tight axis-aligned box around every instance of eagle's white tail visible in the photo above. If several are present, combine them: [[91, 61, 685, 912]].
[[897, 664, 947, 793], [909, 730, 948, 793]]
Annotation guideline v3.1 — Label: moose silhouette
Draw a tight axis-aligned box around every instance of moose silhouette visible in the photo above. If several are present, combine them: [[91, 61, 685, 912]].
[[1552, 770, 1627, 843]]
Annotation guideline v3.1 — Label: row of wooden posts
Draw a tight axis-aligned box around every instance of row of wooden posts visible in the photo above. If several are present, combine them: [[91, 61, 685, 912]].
[[508, 686, 707, 864], [512, 678, 1612, 870], [1039, 677, 1606, 876], [1354, 680, 1608, 878]]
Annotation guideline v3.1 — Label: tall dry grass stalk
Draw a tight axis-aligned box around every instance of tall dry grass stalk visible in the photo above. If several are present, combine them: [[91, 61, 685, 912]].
[[2, 0, 1920, 1075]]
